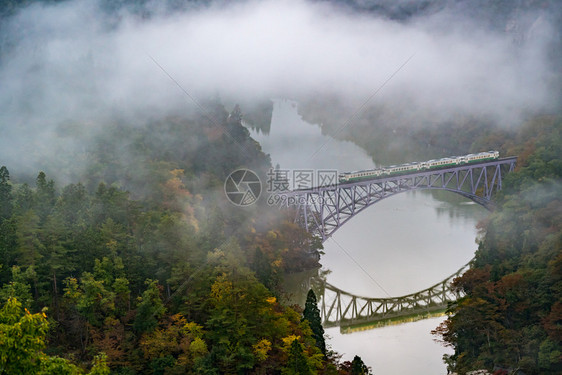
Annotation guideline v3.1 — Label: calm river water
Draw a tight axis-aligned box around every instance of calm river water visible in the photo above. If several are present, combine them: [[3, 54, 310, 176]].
[[249, 99, 487, 374]]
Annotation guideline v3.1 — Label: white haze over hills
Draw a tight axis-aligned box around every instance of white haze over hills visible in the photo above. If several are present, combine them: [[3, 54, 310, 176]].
[[0, 0, 558, 178]]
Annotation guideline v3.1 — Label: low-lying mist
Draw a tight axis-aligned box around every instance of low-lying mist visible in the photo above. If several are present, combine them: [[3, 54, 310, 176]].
[[0, 0, 559, 179]]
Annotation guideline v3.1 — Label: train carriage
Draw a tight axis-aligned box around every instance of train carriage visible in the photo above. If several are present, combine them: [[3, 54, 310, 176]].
[[338, 151, 499, 183]]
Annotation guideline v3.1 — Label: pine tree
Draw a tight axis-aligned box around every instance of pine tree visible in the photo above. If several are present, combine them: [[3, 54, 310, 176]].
[[0, 166, 13, 221], [35, 171, 56, 223], [283, 339, 312, 375], [351, 355, 371, 374], [302, 289, 326, 355]]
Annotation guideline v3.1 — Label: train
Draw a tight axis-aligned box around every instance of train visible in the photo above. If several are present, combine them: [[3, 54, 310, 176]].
[[338, 150, 500, 183]]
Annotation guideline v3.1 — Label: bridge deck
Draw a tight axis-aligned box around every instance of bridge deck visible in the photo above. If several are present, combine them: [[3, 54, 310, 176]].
[[286, 157, 518, 193], [275, 156, 517, 240]]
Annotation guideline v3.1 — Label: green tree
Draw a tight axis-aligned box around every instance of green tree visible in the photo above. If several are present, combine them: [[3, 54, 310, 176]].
[[0, 218, 17, 284], [0, 167, 15, 283], [252, 246, 276, 291], [0, 166, 12, 222], [350, 355, 370, 375], [283, 339, 312, 375], [0, 265, 35, 309], [34, 172, 56, 223], [56, 183, 89, 228], [0, 297, 50, 374], [139, 314, 208, 373], [13, 183, 34, 215], [133, 279, 165, 334], [302, 289, 326, 356], [15, 209, 45, 268], [40, 214, 78, 312], [0, 297, 110, 375], [433, 116, 562, 374], [204, 270, 260, 373]]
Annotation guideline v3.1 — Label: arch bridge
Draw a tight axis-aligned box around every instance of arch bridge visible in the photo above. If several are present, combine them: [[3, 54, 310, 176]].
[[275, 156, 516, 329], [278, 157, 517, 241]]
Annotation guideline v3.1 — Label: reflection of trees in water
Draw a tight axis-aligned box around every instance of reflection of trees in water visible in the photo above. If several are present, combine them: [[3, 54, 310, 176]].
[[238, 99, 273, 135], [281, 268, 320, 306], [281, 267, 332, 308], [426, 190, 488, 225]]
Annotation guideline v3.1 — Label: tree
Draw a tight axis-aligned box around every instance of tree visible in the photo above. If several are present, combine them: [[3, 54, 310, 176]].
[[0, 166, 12, 222], [302, 289, 326, 356], [34, 172, 56, 223], [56, 183, 89, 228], [0, 297, 110, 375], [0, 297, 50, 374], [283, 339, 312, 375], [75, 272, 116, 327], [133, 279, 166, 334], [350, 355, 371, 375], [0, 265, 35, 309], [433, 117, 562, 374], [0, 218, 17, 284], [13, 183, 33, 215], [139, 314, 208, 372], [15, 209, 44, 268], [252, 246, 276, 291]]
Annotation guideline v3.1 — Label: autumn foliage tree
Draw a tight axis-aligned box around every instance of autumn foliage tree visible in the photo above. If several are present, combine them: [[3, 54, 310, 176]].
[[434, 116, 562, 374]]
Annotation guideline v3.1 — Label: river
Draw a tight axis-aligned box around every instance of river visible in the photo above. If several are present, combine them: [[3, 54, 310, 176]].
[[248, 99, 487, 374]]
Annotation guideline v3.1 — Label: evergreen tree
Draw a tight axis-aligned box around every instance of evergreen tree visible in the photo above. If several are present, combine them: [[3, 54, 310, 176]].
[[283, 339, 312, 375], [302, 289, 326, 356], [13, 183, 33, 215], [351, 355, 371, 375], [0, 167, 16, 282], [0, 218, 17, 283], [35, 171, 56, 223], [0, 166, 12, 222]]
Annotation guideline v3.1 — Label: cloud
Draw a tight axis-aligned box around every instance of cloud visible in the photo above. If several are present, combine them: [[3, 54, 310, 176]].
[[0, 0, 558, 175]]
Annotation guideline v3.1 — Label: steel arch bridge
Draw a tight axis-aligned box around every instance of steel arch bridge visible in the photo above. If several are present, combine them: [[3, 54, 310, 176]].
[[278, 157, 517, 241], [318, 262, 469, 331]]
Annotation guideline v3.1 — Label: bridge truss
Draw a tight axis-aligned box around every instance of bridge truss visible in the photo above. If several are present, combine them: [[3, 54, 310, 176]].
[[279, 157, 516, 241], [319, 263, 469, 330]]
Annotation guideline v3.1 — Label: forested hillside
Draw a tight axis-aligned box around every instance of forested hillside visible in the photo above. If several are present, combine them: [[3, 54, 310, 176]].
[[1, 0, 560, 374], [432, 116, 562, 374], [0, 104, 364, 374]]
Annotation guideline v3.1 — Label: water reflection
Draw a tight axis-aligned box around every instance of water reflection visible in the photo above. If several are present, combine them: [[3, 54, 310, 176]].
[[248, 99, 487, 374], [321, 190, 486, 298]]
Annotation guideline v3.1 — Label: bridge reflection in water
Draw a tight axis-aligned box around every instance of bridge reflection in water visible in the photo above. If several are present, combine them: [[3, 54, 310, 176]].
[[278, 156, 517, 331], [317, 263, 469, 333]]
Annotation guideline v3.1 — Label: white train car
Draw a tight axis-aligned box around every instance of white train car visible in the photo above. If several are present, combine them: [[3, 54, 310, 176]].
[[339, 151, 499, 183]]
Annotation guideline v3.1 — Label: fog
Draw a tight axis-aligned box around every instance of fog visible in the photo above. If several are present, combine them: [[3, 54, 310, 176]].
[[0, 0, 559, 177]]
